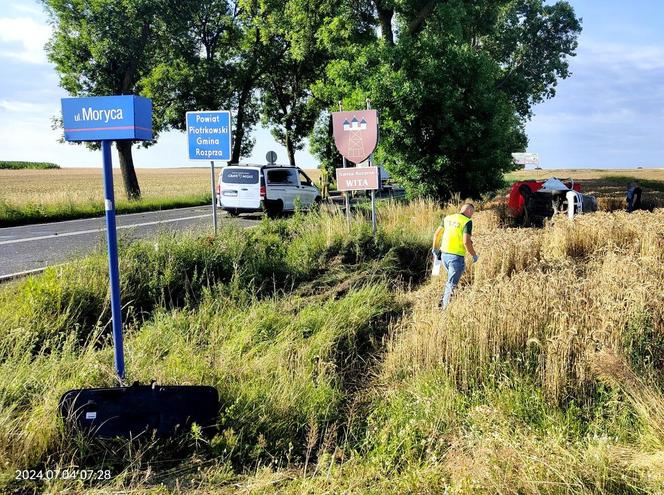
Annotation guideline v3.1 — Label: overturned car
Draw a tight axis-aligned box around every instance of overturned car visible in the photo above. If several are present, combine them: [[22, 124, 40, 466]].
[[508, 178, 597, 226]]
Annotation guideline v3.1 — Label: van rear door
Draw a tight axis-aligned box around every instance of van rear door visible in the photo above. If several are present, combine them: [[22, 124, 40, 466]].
[[266, 168, 299, 210], [220, 168, 261, 209]]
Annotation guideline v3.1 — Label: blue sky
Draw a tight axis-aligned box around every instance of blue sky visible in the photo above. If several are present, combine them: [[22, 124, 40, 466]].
[[0, 0, 662, 169]]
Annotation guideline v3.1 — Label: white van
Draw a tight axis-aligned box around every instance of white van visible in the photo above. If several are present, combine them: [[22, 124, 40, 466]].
[[217, 165, 321, 216]]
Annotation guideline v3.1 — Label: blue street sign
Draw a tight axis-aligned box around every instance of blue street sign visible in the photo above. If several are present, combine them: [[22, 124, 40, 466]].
[[62, 95, 152, 142], [186, 111, 232, 160], [60, 94, 153, 381]]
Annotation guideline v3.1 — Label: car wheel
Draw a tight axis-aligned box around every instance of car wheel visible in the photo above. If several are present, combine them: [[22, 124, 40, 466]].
[[267, 200, 283, 218]]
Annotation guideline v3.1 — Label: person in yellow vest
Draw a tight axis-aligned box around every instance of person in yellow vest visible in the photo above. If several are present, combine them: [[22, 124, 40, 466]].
[[432, 203, 478, 309]]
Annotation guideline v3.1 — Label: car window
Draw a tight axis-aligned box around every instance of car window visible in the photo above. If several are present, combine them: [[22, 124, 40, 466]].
[[298, 171, 313, 186], [267, 169, 298, 186], [222, 168, 259, 184]]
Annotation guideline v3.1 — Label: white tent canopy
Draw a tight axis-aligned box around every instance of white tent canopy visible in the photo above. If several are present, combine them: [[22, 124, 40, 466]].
[[539, 178, 570, 192]]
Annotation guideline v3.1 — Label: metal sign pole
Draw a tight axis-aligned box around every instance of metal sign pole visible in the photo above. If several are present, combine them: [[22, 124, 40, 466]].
[[210, 160, 218, 235], [101, 140, 125, 381], [370, 190, 377, 235], [366, 98, 377, 236], [339, 101, 351, 223], [342, 155, 350, 224]]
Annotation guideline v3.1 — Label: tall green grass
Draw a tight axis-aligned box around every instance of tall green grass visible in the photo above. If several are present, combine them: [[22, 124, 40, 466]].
[[0, 195, 211, 227], [0, 203, 430, 492]]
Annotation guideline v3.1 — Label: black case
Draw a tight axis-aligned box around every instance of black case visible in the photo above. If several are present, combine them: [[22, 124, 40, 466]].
[[59, 383, 218, 438]]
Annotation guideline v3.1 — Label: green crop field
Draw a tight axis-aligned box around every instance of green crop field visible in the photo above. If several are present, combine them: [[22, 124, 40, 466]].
[[1, 199, 663, 494]]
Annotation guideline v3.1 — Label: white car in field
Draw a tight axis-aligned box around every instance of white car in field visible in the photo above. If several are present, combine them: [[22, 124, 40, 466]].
[[217, 165, 321, 216]]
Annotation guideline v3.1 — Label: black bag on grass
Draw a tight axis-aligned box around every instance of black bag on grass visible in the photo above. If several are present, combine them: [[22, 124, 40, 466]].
[[59, 382, 218, 439]]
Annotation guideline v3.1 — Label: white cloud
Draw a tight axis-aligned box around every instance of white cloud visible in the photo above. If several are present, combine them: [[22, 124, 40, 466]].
[[0, 16, 51, 64], [0, 99, 50, 114], [11, 3, 44, 16], [580, 40, 664, 72], [525, 36, 664, 168]]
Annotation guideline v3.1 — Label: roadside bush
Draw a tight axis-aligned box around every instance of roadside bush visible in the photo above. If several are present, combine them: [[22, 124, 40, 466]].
[[0, 161, 60, 170]]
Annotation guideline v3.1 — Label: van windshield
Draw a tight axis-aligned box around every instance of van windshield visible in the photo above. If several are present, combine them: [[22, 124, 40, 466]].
[[222, 168, 259, 184]]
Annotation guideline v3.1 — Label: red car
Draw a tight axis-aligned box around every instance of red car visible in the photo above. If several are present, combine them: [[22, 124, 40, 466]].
[[508, 178, 595, 226]]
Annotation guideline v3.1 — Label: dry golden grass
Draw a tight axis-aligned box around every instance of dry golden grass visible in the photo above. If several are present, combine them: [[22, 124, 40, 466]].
[[0, 167, 212, 205], [383, 208, 664, 402], [508, 168, 664, 182], [3, 188, 664, 493]]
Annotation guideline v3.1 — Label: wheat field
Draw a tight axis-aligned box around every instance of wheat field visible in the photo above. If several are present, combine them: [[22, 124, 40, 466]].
[[0, 167, 325, 205], [0, 167, 212, 205]]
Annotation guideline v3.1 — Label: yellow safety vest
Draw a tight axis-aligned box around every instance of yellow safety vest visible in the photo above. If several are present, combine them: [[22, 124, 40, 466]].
[[440, 213, 471, 256]]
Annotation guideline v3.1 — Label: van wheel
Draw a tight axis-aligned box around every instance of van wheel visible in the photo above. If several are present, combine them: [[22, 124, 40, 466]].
[[267, 200, 283, 218], [228, 209, 240, 217]]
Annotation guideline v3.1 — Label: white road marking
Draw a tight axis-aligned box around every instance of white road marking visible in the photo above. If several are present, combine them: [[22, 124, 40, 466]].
[[0, 265, 64, 282], [0, 214, 210, 246], [1, 206, 210, 231]]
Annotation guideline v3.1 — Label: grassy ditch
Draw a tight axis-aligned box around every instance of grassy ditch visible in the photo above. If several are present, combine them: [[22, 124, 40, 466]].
[[0, 201, 432, 492]]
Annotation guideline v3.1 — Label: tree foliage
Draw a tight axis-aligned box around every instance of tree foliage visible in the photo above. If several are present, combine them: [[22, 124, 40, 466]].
[[311, 0, 581, 199], [142, 0, 261, 163]]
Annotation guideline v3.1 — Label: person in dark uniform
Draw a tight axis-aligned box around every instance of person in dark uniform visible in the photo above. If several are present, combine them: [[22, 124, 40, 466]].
[[626, 182, 642, 212]]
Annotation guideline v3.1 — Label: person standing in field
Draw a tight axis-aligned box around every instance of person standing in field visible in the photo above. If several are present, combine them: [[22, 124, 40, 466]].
[[626, 181, 642, 212], [432, 203, 478, 309]]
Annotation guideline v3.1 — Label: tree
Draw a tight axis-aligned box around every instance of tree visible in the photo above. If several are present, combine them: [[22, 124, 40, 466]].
[[311, 0, 581, 200], [253, 0, 339, 166], [143, 0, 261, 164], [43, 0, 165, 200], [260, 55, 320, 165]]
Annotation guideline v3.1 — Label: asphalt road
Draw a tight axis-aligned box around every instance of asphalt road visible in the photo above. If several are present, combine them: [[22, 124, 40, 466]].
[[0, 206, 261, 280]]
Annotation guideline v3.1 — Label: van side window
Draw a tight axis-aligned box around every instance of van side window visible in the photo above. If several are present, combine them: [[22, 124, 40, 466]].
[[267, 169, 298, 186], [298, 171, 312, 186]]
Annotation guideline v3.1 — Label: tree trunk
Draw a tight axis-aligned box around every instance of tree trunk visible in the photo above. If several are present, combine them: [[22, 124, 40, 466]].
[[376, 5, 394, 45], [231, 124, 244, 165], [407, 0, 439, 36], [116, 141, 141, 200], [231, 84, 251, 164], [286, 132, 296, 166]]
